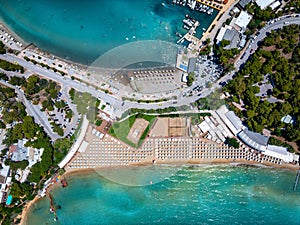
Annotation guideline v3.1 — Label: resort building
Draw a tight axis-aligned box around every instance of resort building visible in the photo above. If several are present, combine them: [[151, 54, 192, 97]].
[[269, 1, 281, 10], [238, 128, 269, 151], [222, 27, 241, 49], [216, 105, 244, 136], [9, 139, 44, 167], [265, 145, 297, 163], [216, 27, 228, 44]]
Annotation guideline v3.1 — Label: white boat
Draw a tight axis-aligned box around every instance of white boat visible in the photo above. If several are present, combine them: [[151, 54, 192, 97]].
[[183, 19, 193, 27], [183, 25, 190, 30], [190, 0, 196, 10]]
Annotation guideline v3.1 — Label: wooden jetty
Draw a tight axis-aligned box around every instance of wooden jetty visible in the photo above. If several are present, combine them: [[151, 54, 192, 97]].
[[293, 169, 300, 191]]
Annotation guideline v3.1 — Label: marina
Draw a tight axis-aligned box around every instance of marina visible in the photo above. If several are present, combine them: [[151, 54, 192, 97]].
[[0, 0, 218, 64]]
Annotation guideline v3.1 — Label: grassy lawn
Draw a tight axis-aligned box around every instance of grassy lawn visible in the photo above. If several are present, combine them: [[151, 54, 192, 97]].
[[108, 114, 156, 148]]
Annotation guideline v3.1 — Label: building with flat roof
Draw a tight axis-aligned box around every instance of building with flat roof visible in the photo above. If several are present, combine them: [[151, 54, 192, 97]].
[[238, 0, 252, 9], [216, 105, 243, 136], [270, 1, 281, 10], [235, 11, 252, 30], [281, 115, 294, 124], [265, 145, 294, 163], [216, 27, 227, 44], [223, 28, 240, 49], [225, 111, 245, 132], [187, 58, 197, 73], [238, 128, 269, 151], [255, 0, 276, 9]]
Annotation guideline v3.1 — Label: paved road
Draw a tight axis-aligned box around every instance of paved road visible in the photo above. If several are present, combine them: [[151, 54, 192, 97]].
[[0, 79, 61, 140], [235, 14, 300, 69], [0, 54, 207, 113], [1, 14, 299, 124]]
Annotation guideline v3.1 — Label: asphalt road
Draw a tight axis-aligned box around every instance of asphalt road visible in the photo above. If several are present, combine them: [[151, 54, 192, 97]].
[[235, 14, 300, 69], [1, 14, 299, 124]]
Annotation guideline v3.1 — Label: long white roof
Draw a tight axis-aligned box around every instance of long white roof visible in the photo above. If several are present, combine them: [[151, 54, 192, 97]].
[[265, 145, 294, 162], [0, 164, 10, 181], [255, 0, 276, 9]]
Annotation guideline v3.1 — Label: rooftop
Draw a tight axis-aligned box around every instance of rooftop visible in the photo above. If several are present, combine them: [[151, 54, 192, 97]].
[[216, 27, 227, 44], [235, 11, 252, 29], [223, 28, 240, 49], [225, 111, 244, 132], [0, 164, 10, 181], [255, 0, 276, 9], [265, 145, 294, 163], [238, 128, 269, 151], [238, 0, 252, 9]]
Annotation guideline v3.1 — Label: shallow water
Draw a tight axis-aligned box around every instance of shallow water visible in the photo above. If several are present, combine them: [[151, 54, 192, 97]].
[[0, 0, 217, 64], [25, 165, 300, 225]]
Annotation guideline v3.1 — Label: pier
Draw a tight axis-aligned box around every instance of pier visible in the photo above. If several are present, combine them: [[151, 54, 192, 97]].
[[177, 21, 200, 44], [195, 0, 225, 10], [293, 169, 300, 191]]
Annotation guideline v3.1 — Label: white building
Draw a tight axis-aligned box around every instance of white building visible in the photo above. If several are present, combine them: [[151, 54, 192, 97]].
[[235, 11, 253, 30], [216, 105, 244, 136], [216, 27, 228, 44], [10, 139, 43, 167], [255, 0, 276, 9], [265, 145, 295, 163], [270, 1, 281, 10]]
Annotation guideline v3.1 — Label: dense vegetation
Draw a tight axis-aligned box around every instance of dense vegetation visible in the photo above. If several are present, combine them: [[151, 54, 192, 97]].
[[0, 82, 74, 224], [0, 41, 6, 54], [0, 86, 26, 124], [226, 137, 240, 148], [224, 24, 300, 147], [214, 40, 240, 71], [0, 59, 24, 73], [69, 88, 98, 122]]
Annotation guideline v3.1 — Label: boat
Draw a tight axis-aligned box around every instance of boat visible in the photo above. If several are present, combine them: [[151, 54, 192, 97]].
[[183, 19, 193, 27], [183, 25, 190, 30], [185, 14, 196, 23], [202, 28, 206, 31], [176, 32, 183, 38]]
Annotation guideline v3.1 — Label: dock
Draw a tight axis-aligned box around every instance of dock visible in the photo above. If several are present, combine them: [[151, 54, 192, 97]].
[[293, 169, 300, 191], [195, 0, 225, 10], [177, 21, 200, 44]]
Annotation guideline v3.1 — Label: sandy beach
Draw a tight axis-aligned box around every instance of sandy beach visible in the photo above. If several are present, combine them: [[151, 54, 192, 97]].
[[19, 195, 42, 225]]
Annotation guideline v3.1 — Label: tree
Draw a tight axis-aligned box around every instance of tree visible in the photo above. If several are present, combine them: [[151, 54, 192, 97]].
[[0, 41, 6, 54], [0, 121, 5, 129], [226, 137, 239, 148], [187, 72, 195, 86]]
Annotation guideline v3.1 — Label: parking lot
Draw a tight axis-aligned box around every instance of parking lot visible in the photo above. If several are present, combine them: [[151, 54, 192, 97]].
[[183, 56, 223, 97], [47, 92, 77, 138]]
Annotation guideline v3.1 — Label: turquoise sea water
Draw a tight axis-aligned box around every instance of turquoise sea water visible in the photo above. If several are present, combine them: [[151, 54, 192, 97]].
[[0, 0, 217, 64], [25, 165, 300, 225]]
